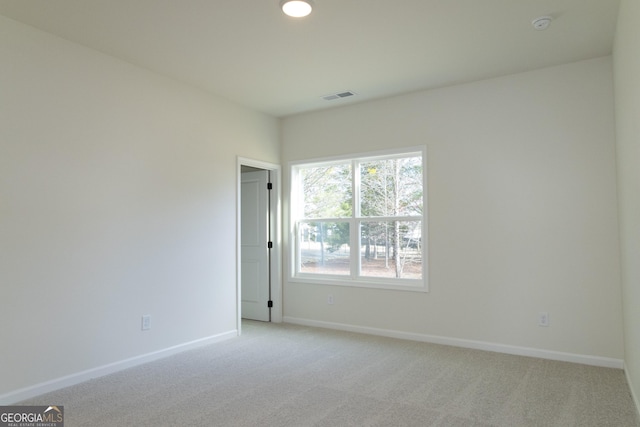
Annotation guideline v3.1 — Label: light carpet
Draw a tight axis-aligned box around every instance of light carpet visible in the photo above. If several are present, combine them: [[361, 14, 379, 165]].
[[20, 321, 640, 426]]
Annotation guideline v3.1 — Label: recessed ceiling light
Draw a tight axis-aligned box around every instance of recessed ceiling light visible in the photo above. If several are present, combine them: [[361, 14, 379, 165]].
[[532, 16, 552, 31], [281, 0, 313, 18]]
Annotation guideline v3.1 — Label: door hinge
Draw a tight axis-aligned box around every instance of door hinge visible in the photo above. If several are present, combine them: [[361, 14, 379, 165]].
[[267, 300, 273, 308], [267, 182, 273, 190], [268, 241, 273, 249]]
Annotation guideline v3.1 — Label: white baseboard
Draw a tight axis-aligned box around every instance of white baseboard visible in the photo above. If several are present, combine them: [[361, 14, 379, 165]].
[[283, 317, 624, 369], [0, 330, 237, 405], [625, 364, 640, 421]]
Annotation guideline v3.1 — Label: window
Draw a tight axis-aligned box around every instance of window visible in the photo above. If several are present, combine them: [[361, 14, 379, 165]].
[[290, 147, 427, 291]]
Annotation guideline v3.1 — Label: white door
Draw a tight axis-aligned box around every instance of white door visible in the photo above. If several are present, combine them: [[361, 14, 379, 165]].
[[241, 170, 270, 321]]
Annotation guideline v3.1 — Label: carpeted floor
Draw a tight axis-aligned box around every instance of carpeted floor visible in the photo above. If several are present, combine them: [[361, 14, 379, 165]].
[[21, 321, 640, 426]]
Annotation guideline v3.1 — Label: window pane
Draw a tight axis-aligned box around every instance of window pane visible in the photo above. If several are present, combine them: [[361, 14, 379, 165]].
[[301, 164, 352, 218], [299, 222, 351, 276], [360, 221, 422, 279], [360, 156, 423, 217]]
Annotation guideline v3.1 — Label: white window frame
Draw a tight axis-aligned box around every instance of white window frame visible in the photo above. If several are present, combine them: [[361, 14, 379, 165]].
[[289, 146, 428, 292]]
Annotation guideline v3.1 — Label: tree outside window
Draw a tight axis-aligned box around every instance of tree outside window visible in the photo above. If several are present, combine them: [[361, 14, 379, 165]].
[[291, 148, 427, 291]]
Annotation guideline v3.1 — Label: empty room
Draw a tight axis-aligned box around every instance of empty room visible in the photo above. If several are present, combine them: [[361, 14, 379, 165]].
[[1, 0, 639, 426]]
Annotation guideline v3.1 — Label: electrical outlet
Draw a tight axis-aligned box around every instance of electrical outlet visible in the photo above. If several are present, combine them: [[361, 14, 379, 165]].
[[141, 315, 151, 331], [327, 294, 334, 305], [538, 312, 549, 327]]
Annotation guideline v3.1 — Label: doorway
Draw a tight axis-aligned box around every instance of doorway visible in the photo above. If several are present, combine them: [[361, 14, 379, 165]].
[[237, 158, 282, 333]]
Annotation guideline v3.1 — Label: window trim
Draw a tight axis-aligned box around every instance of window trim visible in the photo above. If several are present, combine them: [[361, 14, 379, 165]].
[[289, 146, 428, 292]]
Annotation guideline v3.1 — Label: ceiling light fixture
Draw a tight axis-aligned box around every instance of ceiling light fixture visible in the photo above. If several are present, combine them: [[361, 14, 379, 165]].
[[281, 0, 313, 18]]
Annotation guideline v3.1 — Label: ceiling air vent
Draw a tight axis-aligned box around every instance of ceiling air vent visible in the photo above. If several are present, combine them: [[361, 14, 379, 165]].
[[322, 91, 356, 101]]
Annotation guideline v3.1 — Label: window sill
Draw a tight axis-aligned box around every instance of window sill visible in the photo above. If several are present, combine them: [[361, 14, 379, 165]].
[[289, 274, 428, 293]]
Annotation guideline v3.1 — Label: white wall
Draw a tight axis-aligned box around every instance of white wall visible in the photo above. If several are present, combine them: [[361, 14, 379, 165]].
[[282, 57, 624, 364], [613, 0, 640, 413], [0, 15, 279, 399]]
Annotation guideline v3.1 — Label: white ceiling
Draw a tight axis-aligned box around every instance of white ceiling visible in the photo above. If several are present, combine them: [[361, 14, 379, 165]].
[[0, 0, 620, 117]]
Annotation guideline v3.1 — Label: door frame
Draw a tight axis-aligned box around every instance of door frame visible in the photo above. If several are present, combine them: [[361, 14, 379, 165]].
[[236, 157, 282, 335]]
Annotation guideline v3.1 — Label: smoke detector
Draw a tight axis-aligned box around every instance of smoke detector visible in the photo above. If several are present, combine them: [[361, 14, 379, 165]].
[[532, 16, 552, 31]]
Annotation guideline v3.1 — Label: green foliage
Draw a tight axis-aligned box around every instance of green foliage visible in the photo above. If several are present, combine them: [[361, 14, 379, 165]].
[[297, 153, 423, 278], [325, 222, 350, 253]]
